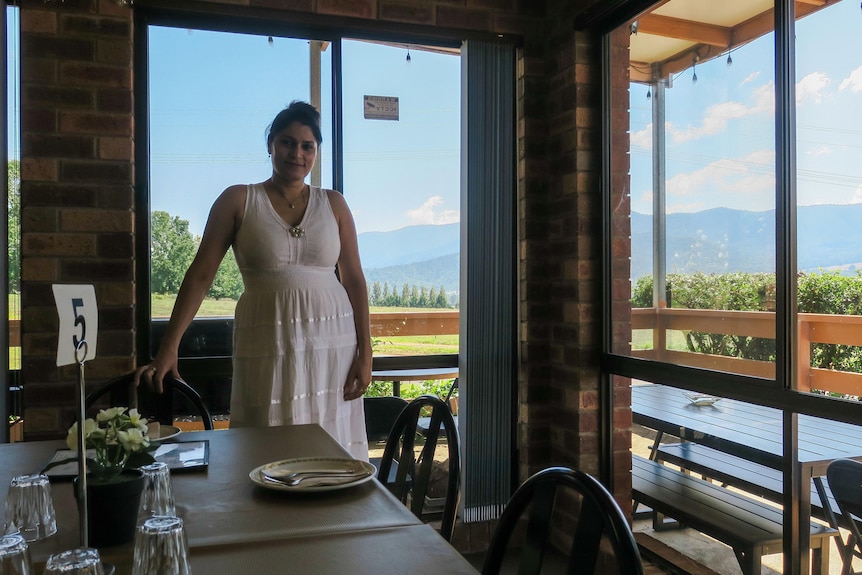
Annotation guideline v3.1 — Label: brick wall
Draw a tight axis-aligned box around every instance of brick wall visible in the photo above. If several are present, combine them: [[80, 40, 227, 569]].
[[17, 0, 633, 543]]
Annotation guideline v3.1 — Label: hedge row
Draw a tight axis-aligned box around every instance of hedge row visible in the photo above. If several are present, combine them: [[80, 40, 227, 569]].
[[632, 271, 862, 374]]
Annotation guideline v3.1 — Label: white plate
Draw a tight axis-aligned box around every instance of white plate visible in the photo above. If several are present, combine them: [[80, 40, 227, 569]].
[[683, 392, 722, 407], [249, 457, 376, 493], [149, 424, 182, 441]]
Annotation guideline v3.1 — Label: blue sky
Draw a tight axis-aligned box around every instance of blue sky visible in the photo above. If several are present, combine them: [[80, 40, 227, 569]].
[[147, 28, 460, 236], [628, 0, 862, 215]]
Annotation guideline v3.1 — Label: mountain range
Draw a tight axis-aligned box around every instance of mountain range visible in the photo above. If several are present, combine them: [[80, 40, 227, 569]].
[[356, 204, 862, 291]]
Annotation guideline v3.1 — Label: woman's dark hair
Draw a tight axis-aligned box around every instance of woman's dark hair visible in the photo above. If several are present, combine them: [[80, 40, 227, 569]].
[[266, 101, 323, 150]]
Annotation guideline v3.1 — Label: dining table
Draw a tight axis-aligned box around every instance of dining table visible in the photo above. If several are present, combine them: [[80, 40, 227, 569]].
[[632, 383, 862, 575], [1, 424, 479, 574]]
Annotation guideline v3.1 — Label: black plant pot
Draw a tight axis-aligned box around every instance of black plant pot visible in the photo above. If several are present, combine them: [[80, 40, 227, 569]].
[[75, 471, 145, 548]]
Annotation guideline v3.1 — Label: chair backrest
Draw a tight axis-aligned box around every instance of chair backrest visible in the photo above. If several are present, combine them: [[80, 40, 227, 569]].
[[363, 396, 409, 444], [827, 459, 862, 564], [377, 394, 461, 542], [482, 466, 644, 575], [85, 371, 214, 430]]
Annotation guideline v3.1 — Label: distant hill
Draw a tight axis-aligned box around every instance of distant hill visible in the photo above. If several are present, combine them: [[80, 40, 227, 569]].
[[356, 204, 862, 289], [363, 253, 459, 297], [358, 223, 458, 269], [631, 204, 862, 279]]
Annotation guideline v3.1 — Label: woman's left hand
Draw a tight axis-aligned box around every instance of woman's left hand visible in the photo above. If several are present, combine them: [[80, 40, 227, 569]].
[[343, 356, 371, 401]]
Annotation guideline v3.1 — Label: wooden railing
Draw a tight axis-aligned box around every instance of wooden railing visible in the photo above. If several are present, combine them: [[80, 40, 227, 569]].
[[370, 311, 459, 338], [632, 308, 862, 396]]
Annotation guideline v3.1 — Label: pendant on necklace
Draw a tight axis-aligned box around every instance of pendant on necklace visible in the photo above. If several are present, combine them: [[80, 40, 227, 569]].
[[289, 226, 305, 238], [288, 202, 296, 209]]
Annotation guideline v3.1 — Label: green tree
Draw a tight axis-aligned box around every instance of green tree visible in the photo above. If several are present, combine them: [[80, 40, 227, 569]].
[[435, 286, 449, 308], [7, 161, 20, 292], [209, 249, 244, 300], [150, 210, 196, 294], [370, 281, 382, 306]]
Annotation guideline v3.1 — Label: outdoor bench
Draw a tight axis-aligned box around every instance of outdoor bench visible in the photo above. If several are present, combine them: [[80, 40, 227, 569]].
[[632, 455, 836, 575], [654, 442, 841, 525]]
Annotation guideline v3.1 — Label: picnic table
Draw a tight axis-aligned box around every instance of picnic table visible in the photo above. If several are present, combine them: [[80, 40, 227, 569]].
[[632, 383, 862, 575]]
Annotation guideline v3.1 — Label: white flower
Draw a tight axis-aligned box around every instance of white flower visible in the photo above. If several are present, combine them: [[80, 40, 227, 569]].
[[66, 418, 99, 451], [117, 428, 149, 452], [128, 408, 148, 432], [97, 406, 126, 422]]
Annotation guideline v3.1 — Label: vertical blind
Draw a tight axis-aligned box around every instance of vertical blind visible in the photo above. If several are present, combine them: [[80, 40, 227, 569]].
[[459, 39, 517, 522]]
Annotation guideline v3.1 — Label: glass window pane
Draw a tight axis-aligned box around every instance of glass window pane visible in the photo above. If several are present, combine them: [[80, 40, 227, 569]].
[[341, 40, 460, 361], [148, 26, 332, 325], [794, 0, 862, 398], [611, 7, 778, 379]]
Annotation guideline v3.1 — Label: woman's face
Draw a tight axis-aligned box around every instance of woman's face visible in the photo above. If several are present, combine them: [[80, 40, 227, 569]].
[[269, 121, 318, 183]]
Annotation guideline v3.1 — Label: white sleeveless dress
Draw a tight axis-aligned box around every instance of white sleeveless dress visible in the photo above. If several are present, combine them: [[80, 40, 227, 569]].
[[229, 183, 368, 460]]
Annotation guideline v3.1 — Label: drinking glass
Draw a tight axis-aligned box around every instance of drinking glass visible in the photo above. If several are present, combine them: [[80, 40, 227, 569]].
[[44, 548, 105, 575], [0, 532, 33, 575], [3, 474, 57, 542], [137, 462, 176, 523], [132, 516, 190, 575]]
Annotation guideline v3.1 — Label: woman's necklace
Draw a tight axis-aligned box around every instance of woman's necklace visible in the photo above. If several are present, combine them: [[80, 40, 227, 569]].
[[287, 185, 308, 238]]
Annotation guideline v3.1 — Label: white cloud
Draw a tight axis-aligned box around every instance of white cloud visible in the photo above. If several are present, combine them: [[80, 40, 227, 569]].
[[796, 72, 831, 104], [669, 83, 773, 144], [839, 65, 862, 92], [406, 195, 459, 225], [806, 145, 832, 157], [630, 124, 652, 149], [665, 150, 775, 212], [853, 185, 862, 204], [741, 71, 761, 86]]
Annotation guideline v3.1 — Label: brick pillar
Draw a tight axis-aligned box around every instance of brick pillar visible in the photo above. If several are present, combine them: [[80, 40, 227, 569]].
[[19, 0, 135, 440]]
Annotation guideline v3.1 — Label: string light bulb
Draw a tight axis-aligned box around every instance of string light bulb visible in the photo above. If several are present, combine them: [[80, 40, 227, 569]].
[[406, 48, 411, 63], [727, 53, 733, 67], [691, 55, 699, 84], [646, 88, 651, 100], [268, 36, 274, 47]]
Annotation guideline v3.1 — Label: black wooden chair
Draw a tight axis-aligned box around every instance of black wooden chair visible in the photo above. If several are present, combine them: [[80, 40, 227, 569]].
[[364, 395, 409, 445], [827, 459, 862, 575], [85, 371, 214, 430], [377, 394, 460, 542], [482, 466, 644, 575]]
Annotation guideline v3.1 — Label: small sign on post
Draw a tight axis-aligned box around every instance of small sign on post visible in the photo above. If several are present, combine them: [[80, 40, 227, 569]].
[[53, 284, 98, 548], [363, 95, 399, 121]]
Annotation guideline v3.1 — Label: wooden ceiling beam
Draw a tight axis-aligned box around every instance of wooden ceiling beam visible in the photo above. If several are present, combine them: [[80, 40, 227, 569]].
[[637, 13, 730, 48]]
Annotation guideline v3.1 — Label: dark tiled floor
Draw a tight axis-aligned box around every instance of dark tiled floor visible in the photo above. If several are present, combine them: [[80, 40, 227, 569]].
[[462, 544, 675, 574]]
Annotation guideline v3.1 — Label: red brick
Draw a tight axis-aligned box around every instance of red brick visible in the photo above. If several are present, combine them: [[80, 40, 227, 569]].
[[250, 0, 314, 10], [23, 232, 96, 257], [59, 259, 132, 281], [61, 209, 132, 232], [60, 62, 131, 88], [318, 0, 376, 19], [436, 6, 492, 31], [60, 111, 131, 136], [62, 15, 130, 38], [23, 134, 94, 159], [61, 161, 131, 184], [379, 2, 434, 25], [24, 86, 93, 109], [97, 88, 133, 114], [21, 258, 58, 282], [21, 10, 58, 34], [21, 35, 94, 61], [22, 207, 59, 233], [99, 137, 132, 160], [96, 38, 132, 65], [24, 184, 97, 208], [21, 158, 59, 182]]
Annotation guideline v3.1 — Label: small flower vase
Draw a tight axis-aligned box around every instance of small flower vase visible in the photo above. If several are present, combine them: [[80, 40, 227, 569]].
[[75, 470, 145, 548]]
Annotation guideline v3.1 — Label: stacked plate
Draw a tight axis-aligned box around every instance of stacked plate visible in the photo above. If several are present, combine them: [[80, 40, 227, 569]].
[[249, 457, 377, 492]]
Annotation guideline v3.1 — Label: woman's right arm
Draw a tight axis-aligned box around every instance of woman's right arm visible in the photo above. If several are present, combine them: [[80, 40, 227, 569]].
[[135, 185, 246, 392]]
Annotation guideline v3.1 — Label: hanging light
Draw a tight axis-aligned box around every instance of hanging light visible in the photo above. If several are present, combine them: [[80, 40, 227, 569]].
[[726, 53, 733, 67], [267, 36, 274, 47], [646, 88, 651, 100], [406, 48, 412, 63], [691, 55, 699, 84]]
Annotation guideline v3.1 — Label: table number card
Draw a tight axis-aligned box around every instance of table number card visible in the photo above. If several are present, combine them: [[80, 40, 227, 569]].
[[52, 284, 98, 367]]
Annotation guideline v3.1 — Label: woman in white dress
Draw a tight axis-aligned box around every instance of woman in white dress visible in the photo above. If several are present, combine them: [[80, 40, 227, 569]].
[[137, 102, 371, 459]]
